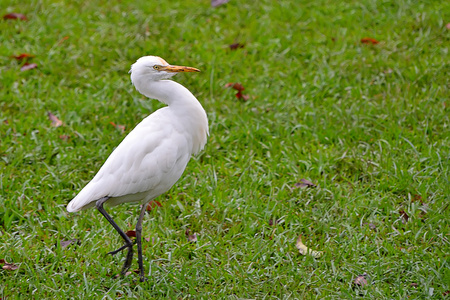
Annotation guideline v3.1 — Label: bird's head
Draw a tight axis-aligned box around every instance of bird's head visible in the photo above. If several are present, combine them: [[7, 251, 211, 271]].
[[130, 56, 200, 82]]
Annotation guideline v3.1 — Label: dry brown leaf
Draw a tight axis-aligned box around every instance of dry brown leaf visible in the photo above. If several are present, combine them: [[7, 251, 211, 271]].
[[125, 230, 136, 238], [59, 135, 70, 141], [146, 200, 162, 211], [294, 178, 317, 188], [229, 43, 245, 50], [295, 235, 323, 258], [185, 228, 198, 243], [225, 83, 249, 101], [225, 82, 245, 91], [211, 0, 229, 7], [60, 239, 80, 249], [353, 273, 368, 287], [1, 259, 18, 271], [399, 209, 409, 223], [110, 121, 126, 133], [3, 13, 28, 21], [58, 36, 69, 45], [361, 37, 379, 45], [48, 112, 63, 127], [269, 218, 281, 226], [11, 53, 35, 61], [20, 63, 38, 71]]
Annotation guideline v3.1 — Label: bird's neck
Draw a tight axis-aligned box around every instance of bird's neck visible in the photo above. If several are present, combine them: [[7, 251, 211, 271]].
[[136, 79, 209, 154]]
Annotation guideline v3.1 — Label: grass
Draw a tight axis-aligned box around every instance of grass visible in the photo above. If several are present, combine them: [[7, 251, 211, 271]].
[[1, 0, 449, 298]]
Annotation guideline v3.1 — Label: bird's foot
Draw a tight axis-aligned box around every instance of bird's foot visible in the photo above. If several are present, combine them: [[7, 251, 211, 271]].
[[108, 241, 136, 256], [140, 274, 148, 282]]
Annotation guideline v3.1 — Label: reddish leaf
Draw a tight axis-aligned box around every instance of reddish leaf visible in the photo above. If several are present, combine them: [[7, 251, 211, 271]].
[[3, 13, 28, 21], [443, 291, 450, 296], [294, 178, 317, 188], [48, 112, 63, 127], [225, 82, 245, 92], [125, 230, 136, 238], [146, 200, 162, 211], [360, 37, 379, 45], [109, 122, 126, 133], [353, 273, 368, 287], [399, 209, 409, 223], [410, 283, 418, 287], [211, 0, 229, 7], [446, 23, 450, 30], [60, 239, 80, 249], [58, 36, 69, 45], [59, 135, 70, 141], [185, 228, 197, 243], [11, 53, 35, 61], [235, 91, 249, 101], [226, 83, 249, 101], [20, 63, 37, 71], [1, 259, 18, 271], [229, 43, 245, 50], [268, 218, 281, 226]]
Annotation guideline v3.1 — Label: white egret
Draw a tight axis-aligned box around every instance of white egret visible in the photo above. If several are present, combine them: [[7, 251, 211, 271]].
[[67, 56, 208, 282]]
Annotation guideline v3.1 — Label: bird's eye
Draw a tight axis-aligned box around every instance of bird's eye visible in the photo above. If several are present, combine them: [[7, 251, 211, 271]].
[[153, 65, 160, 70]]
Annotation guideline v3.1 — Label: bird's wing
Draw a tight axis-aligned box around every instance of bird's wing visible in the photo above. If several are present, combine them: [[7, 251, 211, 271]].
[[67, 108, 191, 212]]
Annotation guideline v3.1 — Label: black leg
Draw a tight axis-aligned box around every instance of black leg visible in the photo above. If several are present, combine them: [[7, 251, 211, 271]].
[[136, 204, 148, 282], [96, 197, 134, 275], [107, 240, 137, 255]]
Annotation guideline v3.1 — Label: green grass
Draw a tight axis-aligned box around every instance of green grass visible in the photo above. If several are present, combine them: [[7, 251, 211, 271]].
[[1, 0, 449, 298]]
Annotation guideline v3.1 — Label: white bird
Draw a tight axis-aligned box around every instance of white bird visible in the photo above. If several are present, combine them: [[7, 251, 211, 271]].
[[67, 56, 208, 282]]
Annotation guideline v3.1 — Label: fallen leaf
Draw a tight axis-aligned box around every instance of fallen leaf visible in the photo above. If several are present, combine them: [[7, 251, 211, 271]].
[[294, 178, 317, 188], [125, 230, 136, 238], [236, 91, 249, 101], [211, 0, 229, 7], [60, 239, 80, 249], [364, 223, 377, 230], [58, 36, 69, 45], [59, 134, 70, 141], [146, 200, 162, 211], [269, 219, 281, 226], [295, 235, 323, 258], [11, 53, 35, 61], [225, 82, 244, 91], [410, 283, 418, 287], [225, 82, 249, 101], [185, 228, 197, 243], [48, 112, 63, 127], [413, 194, 423, 203], [361, 37, 379, 45], [443, 291, 450, 296], [229, 42, 245, 50], [3, 13, 28, 21], [399, 209, 409, 223], [110, 121, 126, 133], [20, 63, 38, 71], [1, 259, 18, 271], [353, 273, 368, 287]]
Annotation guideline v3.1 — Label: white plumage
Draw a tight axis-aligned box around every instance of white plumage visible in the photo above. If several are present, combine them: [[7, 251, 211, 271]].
[[66, 56, 208, 281]]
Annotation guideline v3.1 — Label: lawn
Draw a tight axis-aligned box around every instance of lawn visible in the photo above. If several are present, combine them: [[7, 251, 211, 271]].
[[0, 0, 449, 298]]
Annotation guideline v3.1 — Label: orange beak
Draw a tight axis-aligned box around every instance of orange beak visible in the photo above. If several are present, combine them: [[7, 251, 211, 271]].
[[160, 65, 200, 73]]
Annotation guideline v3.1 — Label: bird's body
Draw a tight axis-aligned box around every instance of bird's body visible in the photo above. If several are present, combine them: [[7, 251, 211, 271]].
[[67, 56, 208, 281]]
